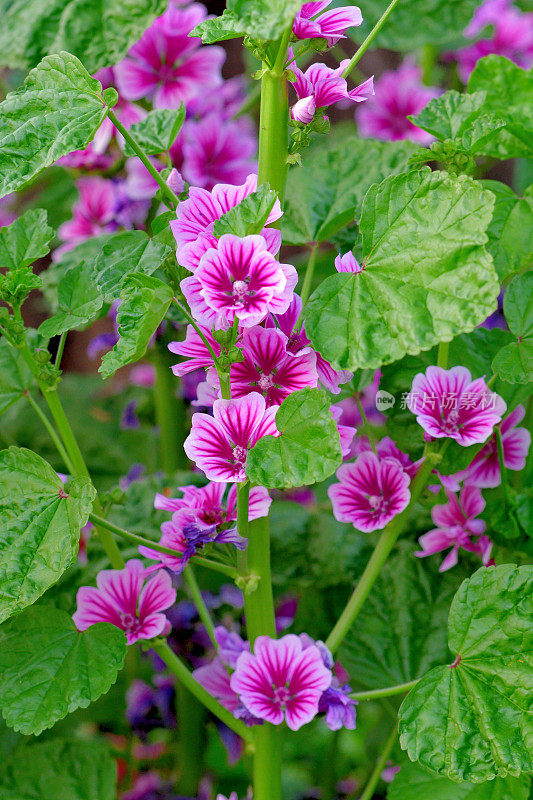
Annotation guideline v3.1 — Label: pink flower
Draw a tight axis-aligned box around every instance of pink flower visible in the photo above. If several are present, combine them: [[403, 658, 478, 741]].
[[290, 54, 374, 122], [154, 480, 272, 526], [182, 234, 297, 329], [330, 405, 357, 458], [456, 404, 531, 488], [169, 324, 221, 376], [56, 177, 117, 250], [416, 486, 491, 571], [115, 4, 225, 108], [181, 115, 257, 190], [171, 174, 282, 271], [293, 1, 363, 47], [455, 0, 533, 81], [356, 60, 441, 144], [335, 251, 363, 272], [73, 559, 176, 644], [407, 366, 507, 447], [269, 294, 353, 394], [328, 452, 411, 533], [184, 392, 279, 481], [57, 143, 115, 171], [218, 326, 318, 407], [356, 435, 422, 479], [230, 634, 332, 730]]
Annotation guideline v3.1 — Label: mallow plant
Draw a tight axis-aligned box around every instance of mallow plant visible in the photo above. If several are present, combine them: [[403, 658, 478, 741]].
[[0, 0, 531, 798]]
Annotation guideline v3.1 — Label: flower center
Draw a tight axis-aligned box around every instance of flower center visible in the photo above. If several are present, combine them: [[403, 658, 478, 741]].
[[273, 685, 292, 707], [201, 507, 225, 526], [232, 445, 248, 466], [258, 373, 275, 391], [119, 612, 140, 634], [441, 409, 460, 433], [232, 280, 248, 298], [367, 494, 385, 512]]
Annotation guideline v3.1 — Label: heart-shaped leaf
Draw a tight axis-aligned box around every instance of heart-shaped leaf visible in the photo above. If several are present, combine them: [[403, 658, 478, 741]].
[[0, 447, 95, 623], [305, 168, 499, 370], [0, 339, 33, 418], [0, 52, 108, 196], [388, 763, 530, 800], [38, 262, 104, 338], [0, 209, 53, 270], [0, 739, 117, 800], [0, 605, 126, 734], [245, 388, 342, 488], [399, 564, 533, 782]]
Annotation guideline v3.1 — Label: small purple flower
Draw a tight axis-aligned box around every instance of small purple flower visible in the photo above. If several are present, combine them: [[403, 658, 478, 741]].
[[407, 366, 507, 447], [73, 559, 176, 644], [356, 60, 441, 143], [126, 675, 176, 733], [181, 235, 297, 329], [456, 404, 531, 488], [181, 114, 257, 190], [416, 485, 492, 571], [115, 4, 225, 108], [154, 480, 271, 527], [184, 393, 279, 482], [230, 634, 332, 730], [293, 1, 363, 47], [214, 625, 250, 668], [290, 52, 374, 122], [330, 405, 357, 458], [328, 452, 411, 533]]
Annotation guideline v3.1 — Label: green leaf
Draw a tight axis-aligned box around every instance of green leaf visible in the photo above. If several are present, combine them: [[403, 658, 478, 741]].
[[40, 234, 114, 312], [353, 0, 478, 50], [38, 262, 104, 338], [0, 447, 95, 624], [0, 52, 108, 196], [99, 275, 173, 378], [0, 0, 166, 74], [192, 0, 302, 43], [92, 231, 172, 302], [0, 339, 33, 417], [388, 763, 530, 800], [305, 169, 499, 371], [0, 209, 53, 270], [0, 605, 126, 735], [493, 271, 533, 383], [123, 105, 186, 156], [213, 184, 278, 238], [467, 56, 533, 159], [282, 137, 415, 245], [245, 388, 342, 488], [399, 564, 533, 782], [340, 545, 461, 690], [411, 91, 513, 157]]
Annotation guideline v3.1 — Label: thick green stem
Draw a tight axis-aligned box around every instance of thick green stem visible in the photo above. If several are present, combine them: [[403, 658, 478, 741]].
[[152, 341, 187, 475], [107, 109, 179, 207], [175, 683, 206, 795], [253, 725, 283, 800], [299, 244, 318, 310], [351, 679, 419, 702], [184, 565, 216, 647], [357, 725, 397, 800], [437, 340, 450, 369], [25, 392, 75, 474], [257, 35, 290, 199], [151, 640, 252, 741], [193, 555, 238, 579], [341, 0, 402, 79], [326, 449, 441, 654]]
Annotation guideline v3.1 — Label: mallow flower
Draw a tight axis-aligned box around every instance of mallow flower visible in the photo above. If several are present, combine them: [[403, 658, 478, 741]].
[[155, 480, 271, 525], [293, 1, 363, 47], [290, 53, 374, 123], [181, 234, 297, 329], [230, 634, 332, 730], [328, 452, 411, 532], [416, 486, 492, 571], [184, 392, 279, 482], [73, 559, 176, 644], [56, 177, 118, 254], [407, 366, 507, 446]]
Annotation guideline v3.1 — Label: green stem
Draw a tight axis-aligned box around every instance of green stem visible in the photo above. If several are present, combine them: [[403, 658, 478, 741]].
[[253, 725, 283, 800], [350, 679, 419, 702], [183, 565, 216, 647], [420, 44, 437, 86], [257, 35, 291, 199], [193, 556, 238, 579], [151, 640, 252, 741], [152, 341, 186, 475], [357, 725, 397, 800], [54, 331, 67, 369], [88, 512, 184, 557], [25, 391, 75, 473], [175, 683, 206, 795], [173, 298, 218, 362], [341, 0, 402, 79], [107, 109, 179, 207], [495, 427, 508, 503], [355, 395, 376, 451], [320, 729, 340, 800], [299, 244, 318, 310], [437, 340, 449, 369], [326, 448, 442, 654]]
